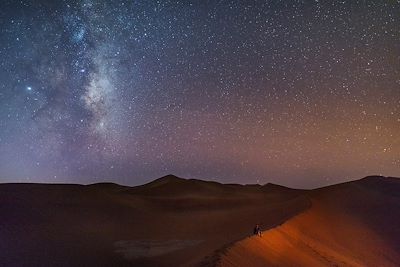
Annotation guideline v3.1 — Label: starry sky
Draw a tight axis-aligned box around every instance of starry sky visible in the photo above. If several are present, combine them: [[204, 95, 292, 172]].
[[0, 0, 399, 188]]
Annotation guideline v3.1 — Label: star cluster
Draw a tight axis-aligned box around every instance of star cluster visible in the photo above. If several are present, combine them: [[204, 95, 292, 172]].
[[0, 0, 399, 188]]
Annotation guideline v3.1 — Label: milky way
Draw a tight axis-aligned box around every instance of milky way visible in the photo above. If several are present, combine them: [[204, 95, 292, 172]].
[[0, 1, 399, 188]]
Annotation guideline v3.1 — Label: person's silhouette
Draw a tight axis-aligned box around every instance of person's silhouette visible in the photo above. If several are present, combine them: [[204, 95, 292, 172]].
[[253, 224, 262, 237]]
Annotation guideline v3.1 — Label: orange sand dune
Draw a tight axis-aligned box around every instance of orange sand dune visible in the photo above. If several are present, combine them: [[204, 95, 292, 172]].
[[218, 176, 400, 267]]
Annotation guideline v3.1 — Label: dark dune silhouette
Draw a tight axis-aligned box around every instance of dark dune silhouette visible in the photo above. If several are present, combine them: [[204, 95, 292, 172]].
[[0, 175, 398, 267]]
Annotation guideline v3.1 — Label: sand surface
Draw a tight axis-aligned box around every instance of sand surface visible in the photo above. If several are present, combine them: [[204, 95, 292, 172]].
[[1, 175, 398, 267], [218, 176, 400, 267], [0, 175, 308, 267]]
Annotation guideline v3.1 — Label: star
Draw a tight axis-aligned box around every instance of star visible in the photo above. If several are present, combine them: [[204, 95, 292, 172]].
[[0, 0, 398, 188]]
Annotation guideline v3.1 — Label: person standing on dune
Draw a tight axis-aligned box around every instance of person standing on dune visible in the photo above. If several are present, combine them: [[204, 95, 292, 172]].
[[253, 224, 262, 237]]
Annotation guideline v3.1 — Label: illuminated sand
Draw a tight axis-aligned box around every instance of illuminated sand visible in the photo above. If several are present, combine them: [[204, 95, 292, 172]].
[[218, 176, 400, 267]]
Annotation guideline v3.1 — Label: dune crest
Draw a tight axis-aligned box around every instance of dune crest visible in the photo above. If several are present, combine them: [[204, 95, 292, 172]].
[[218, 176, 400, 267]]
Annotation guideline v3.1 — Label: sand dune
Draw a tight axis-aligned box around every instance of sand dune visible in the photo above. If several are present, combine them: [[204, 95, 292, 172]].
[[218, 176, 400, 267], [0, 175, 308, 267], [1, 175, 398, 266]]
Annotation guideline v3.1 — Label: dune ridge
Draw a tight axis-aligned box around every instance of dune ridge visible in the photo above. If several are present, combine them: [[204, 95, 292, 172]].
[[217, 176, 400, 267]]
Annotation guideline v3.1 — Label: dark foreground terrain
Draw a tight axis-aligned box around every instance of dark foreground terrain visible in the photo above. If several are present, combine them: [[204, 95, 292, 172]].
[[0, 175, 399, 267]]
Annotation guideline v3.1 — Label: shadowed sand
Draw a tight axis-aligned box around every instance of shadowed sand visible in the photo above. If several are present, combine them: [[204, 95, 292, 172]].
[[0, 175, 308, 267], [218, 176, 400, 267], [1, 175, 398, 266]]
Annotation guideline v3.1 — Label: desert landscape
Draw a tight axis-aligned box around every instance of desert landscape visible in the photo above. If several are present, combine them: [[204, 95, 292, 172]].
[[2, 1, 399, 267], [218, 176, 400, 267], [1, 175, 399, 267]]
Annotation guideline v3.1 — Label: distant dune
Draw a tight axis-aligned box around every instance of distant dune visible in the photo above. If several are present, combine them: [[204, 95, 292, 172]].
[[218, 176, 400, 267]]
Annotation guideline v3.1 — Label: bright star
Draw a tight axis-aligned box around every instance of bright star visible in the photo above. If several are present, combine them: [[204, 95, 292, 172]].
[[26, 86, 32, 91]]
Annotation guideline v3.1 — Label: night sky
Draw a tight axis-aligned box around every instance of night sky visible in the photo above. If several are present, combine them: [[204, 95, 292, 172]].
[[0, 1, 399, 188]]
